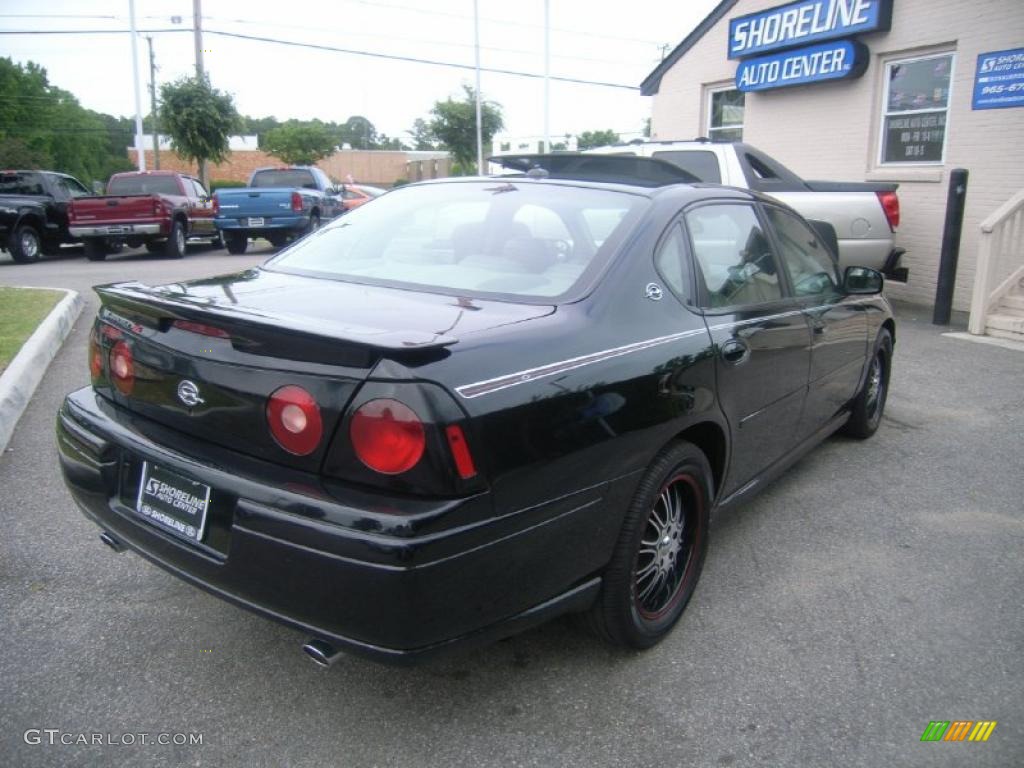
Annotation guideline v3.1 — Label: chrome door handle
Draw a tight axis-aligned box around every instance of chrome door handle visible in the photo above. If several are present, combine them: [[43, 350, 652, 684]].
[[720, 339, 750, 365]]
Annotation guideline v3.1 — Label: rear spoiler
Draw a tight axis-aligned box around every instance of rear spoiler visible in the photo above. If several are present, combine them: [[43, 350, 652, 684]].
[[94, 282, 457, 351]]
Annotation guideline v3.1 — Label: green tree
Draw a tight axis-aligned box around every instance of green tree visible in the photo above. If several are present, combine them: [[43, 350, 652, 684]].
[[159, 75, 240, 184], [263, 120, 337, 165], [407, 118, 439, 150], [576, 129, 621, 150], [337, 115, 377, 150], [428, 86, 504, 173]]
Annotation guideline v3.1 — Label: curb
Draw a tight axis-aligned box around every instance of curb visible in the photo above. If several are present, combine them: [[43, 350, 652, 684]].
[[0, 287, 84, 454]]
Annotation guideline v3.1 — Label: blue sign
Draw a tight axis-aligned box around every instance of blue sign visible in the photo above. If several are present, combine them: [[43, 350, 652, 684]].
[[972, 48, 1024, 110], [728, 0, 893, 59], [736, 40, 868, 92]]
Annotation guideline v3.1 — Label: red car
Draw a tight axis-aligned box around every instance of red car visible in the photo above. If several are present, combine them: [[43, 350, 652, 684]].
[[341, 184, 387, 212]]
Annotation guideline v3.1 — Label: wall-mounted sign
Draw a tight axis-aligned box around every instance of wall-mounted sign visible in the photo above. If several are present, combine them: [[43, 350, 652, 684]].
[[972, 48, 1024, 110], [882, 112, 946, 162], [728, 0, 893, 59], [736, 40, 868, 92]]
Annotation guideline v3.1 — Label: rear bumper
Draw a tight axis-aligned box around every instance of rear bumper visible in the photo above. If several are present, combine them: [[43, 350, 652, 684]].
[[70, 223, 163, 238], [214, 215, 306, 233], [56, 387, 606, 664]]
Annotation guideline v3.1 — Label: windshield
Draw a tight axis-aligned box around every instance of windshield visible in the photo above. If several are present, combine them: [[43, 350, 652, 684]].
[[108, 175, 181, 195], [266, 181, 648, 301], [251, 169, 318, 189]]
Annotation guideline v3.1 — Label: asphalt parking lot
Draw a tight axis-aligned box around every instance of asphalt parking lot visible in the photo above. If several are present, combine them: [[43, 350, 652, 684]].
[[1, 245, 1021, 768]]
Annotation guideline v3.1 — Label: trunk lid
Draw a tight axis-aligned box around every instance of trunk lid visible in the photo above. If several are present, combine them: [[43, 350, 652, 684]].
[[94, 268, 553, 471]]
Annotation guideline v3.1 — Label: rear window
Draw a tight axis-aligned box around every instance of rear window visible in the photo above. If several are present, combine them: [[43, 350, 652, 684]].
[[267, 181, 648, 301], [108, 175, 181, 195], [251, 169, 318, 189], [0, 173, 44, 195], [651, 151, 722, 183]]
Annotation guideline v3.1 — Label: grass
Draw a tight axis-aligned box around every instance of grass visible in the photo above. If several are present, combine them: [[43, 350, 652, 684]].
[[0, 287, 65, 375]]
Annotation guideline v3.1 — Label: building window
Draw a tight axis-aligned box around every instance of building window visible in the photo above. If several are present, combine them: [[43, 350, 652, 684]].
[[707, 88, 745, 142], [879, 53, 954, 164]]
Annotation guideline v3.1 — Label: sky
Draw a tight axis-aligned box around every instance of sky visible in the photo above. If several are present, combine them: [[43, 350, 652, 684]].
[[0, 0, 720, 147]]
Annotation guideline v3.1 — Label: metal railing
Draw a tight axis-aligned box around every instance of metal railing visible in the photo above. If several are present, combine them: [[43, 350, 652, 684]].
[[968, 189, 1024, 335]]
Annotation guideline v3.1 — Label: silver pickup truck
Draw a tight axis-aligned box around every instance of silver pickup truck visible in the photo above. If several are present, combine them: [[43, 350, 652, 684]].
[[587, 140, 905, 280]]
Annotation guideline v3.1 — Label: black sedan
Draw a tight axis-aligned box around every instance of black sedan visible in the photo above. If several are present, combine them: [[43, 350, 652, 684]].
[[57, 156, 894, 665]]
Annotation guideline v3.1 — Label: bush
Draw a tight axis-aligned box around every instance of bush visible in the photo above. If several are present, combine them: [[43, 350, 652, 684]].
[[209, 179, 246, 191]]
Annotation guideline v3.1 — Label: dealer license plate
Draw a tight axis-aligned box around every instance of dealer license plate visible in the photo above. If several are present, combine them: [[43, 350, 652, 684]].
[[247, 217, 265, 227], [135, 461, 211, 544]]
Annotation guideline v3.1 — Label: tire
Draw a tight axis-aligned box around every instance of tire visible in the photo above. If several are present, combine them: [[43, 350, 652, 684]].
[[842, 329, 892, 439], [305, 212, 320, 235], [145, 241, 164, 254], [164, 219, 186, 259], [210, 231, 225, 249], [586, 441, 712, 649], [9, 224, 42, 263], [225, 232, 248, 255], [83, 238, 108, 262]]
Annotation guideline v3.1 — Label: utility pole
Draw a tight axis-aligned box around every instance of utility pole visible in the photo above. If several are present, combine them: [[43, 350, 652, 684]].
[[146, 35, 159, 169], [473, 0, 483, 175], [543, 0, 550, 153], [193, 0, 207, 185], [128, 0, 146, 171]]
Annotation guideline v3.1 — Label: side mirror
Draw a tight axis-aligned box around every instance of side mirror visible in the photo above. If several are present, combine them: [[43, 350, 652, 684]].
[[843, 266, 884, 295]]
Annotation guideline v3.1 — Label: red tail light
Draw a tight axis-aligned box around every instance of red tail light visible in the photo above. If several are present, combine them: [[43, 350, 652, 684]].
[[109, 340, 135, 394], [88, 331, 103, 381], [445, 425, 477, 479], [152, 198, 162, 216], [877, 190, 900, 230], [267, 385, 323, 456], [350, 399, 425, 475], [291, 191, 303, 213], [212, 194, 219, 215]]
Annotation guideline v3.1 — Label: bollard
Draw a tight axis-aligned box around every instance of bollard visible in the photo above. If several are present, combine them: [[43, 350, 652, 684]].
[[933, 168, 969, 325]]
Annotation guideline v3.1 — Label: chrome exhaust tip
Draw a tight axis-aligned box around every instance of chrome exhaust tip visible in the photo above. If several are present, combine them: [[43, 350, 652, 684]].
[[302, 639, 342, 667], [99, 531, 126, 553]]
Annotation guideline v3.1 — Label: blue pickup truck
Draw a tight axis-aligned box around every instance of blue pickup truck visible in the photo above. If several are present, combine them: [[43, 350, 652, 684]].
[[213, 166, 344, 253]]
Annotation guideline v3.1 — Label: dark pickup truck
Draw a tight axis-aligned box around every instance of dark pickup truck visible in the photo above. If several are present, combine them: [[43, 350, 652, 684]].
[[0, 170, 93, 263], [69, 171, 219, 260]]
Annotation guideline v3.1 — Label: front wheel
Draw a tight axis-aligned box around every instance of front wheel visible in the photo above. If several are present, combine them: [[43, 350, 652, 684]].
[[10, 224, 42, 263], [225, 232, 248, 255], [585, 441, 711, 649], [305, 213, 320, 235], [843, 329, 892, 439]]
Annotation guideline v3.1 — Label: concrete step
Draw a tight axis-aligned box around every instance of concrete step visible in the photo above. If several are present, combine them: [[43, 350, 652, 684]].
[[1002, 294, 1024, 311], [986, 312, 1024, 334], [994, 303, 1024, 318], [985, 327, 1024, 343]]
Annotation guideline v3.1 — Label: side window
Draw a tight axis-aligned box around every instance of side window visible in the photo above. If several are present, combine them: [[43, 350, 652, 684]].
[[60, 177, 91, 197], [685, 204, 783, 308], [654, 222, 690, 302], [192, 179, 209, 198], [765, 207, 840, 297]]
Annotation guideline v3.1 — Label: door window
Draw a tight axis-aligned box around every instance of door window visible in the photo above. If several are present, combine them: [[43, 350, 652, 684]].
[[685, 204, 782, 308], [654, 222, 691, 302], [765, 207, 840, 297]]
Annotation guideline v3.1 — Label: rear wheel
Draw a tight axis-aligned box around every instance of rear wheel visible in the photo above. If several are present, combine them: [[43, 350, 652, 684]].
[[305, 212, 320, 235], [586, 441, 711, 649], [843, 329, 892, 438], [83, 238, 108, 261], [164, 220, 186, 259], [210, 231, 225, 249], [225, 232, 248, 255], [10, 224, 42, 263]]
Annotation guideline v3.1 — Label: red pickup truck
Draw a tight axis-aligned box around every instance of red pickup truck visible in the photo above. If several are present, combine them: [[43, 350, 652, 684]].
[[68, 171, 219, 260]]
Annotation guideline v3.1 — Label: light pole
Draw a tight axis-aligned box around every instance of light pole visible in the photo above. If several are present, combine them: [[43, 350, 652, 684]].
[[128, 0, 146, 171], [543, 0, 550, 153], [146, 36, 159, 169], [473, 0, 483, 175]]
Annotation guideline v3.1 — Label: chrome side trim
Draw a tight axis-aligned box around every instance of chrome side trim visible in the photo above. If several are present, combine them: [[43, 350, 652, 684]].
[[455, 328, 708, 399]]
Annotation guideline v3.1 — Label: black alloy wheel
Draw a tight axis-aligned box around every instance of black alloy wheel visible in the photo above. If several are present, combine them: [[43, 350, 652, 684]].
[[585, 441, 711, 648], [843, 328, 892, 439]]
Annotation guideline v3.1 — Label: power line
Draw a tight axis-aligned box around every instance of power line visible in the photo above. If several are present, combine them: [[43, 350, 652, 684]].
[[0, 27, 641, 88], [202, 29, 639, 90]]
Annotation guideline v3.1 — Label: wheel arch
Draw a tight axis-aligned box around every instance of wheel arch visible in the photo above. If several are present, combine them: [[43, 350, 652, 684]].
[[671, 420, 728, 501], [881, 318, 895, 347]]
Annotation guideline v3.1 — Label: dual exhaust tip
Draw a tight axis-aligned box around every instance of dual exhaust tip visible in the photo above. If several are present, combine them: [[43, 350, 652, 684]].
[[100, 531, 342, 668]]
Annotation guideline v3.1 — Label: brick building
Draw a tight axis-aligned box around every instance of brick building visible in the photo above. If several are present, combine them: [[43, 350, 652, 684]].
[[641, 0, 1024, 334], [132, 135, 449, 188]]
